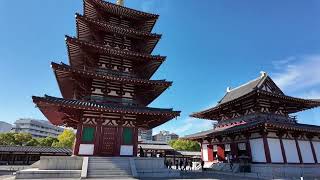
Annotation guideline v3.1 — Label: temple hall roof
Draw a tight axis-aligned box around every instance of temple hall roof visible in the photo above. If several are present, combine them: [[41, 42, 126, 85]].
[[191, 72, 320, 120]]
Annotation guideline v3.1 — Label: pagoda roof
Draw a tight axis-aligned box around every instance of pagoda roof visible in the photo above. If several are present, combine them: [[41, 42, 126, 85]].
[[66, 36, 165, 61], [84, 0, 158, 32], [76, 14, 161, 39], [184, 119, 320, 141], [52, 62, 171, 106], [32, 95, 180, 129], [66, 36, 164, 79], [76, 14, 161, 54], [191, 72, 320, 120]]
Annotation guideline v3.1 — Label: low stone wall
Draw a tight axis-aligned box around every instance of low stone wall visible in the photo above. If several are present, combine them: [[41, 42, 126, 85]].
[[133, 157, 179, 177], [39, 156, 83, 170], [251, 164, 320, 178], [15, 156, 83, 179]]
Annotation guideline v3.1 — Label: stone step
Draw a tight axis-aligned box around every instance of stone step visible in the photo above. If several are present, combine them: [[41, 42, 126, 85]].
[[88, 166, 131, 171], [87, 170, 131, 176], [87, 169, 131, 173], [87, 174, 133, 178]]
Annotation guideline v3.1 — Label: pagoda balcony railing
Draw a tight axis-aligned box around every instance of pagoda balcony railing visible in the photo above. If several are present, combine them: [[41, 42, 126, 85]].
[[86, 95, 140, 107], [81, 65, 137, 79]]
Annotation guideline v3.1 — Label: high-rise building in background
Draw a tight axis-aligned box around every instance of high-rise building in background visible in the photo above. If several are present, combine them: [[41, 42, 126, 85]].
[[152, 131, 179, 142], [12, 119, 64, 138], [0, 121, 12, 133], [138, 129, 152, 141]]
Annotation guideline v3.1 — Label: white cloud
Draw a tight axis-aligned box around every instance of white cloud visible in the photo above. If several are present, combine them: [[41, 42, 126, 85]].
[[272, 54, 320, 95]]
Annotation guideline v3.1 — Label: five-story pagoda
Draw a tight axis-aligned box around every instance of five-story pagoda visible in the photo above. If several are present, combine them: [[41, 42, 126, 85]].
[[32, 0, 180, 156]]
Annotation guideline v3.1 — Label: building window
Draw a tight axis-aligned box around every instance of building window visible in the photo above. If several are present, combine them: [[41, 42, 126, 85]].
[[82, 127, 95, 142], [123, 128, 133, 145]]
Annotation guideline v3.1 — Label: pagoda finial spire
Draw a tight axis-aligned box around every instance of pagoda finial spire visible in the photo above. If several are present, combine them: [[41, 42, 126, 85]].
[[116, 0, 124, 6]]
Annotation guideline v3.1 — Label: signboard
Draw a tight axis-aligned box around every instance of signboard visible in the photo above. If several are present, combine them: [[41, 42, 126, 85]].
[[79, 144, 94, 155], [120, 145, 133, 156]]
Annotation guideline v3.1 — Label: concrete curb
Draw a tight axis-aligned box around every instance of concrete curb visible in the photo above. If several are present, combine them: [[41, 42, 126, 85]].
[[81, 157, 88, 178]]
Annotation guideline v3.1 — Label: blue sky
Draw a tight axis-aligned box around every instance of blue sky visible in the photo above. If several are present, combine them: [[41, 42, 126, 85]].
[[1, 0, 320, 136]]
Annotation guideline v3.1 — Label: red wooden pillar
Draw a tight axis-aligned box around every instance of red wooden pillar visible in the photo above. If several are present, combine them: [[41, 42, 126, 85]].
[[73, 123, 83, 155], [217, 144, 225, 161], [294, 138, 303, 163], [279, 137, 287, 163], [133, 127, 138, 157], [262, 132, 271, 163], [309, 140, 318, 163], [245, 134, 252, 161], [116, 126, 123, 156], [231, 142, 238, 161], [207, 145, 214, 162], [93, 120, 102, 156]]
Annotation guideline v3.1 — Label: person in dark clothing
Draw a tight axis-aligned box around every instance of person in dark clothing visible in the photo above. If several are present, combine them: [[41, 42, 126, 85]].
[[169, 160, 172, 169], [165, 160, 169, 168], [179, 159, 183, 170], [175, 160, 178, 170], [230, 158, 233, 170], [188, 160, 192, 170], [201, 160, 205, 171], [139, 146, 144, 157], [183, 159, 187, 171]]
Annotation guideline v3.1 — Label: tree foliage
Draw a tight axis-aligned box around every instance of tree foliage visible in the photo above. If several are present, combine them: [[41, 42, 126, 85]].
[[38, 137, 58, 147], [52, 129, 75, 148], [0, 132, 32, 146], [0, 130, 75, 149], [169, 139, 201, 151]]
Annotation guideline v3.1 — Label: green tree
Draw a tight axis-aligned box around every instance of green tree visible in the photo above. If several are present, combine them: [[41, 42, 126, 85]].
[[52, 129, 75, 148], [0, 132, 16, 145], [38, 137, 58, 147], [13, 133, 32, 146], [169, 139, 201, 151], [26, 138, 40, 146]]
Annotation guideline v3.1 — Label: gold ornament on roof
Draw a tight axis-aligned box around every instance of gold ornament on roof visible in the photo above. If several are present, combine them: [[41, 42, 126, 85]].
[[116, 0, 124, 6]]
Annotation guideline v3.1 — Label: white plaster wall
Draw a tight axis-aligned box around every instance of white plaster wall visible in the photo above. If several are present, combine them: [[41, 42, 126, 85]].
[[202, 143, 208, 161], [267, 138, 283, 163], [298, 140, 314, 163], [250, 138, 266, 163], [282, 139, 299, 163], [312, 141, 320, 163], [79, 144, 94, 155]]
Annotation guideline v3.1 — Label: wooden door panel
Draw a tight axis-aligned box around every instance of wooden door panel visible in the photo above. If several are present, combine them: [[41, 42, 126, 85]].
[[100, 127, 116, 155]]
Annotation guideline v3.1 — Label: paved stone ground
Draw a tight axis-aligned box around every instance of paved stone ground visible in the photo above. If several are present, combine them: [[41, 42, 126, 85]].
[[0, 174, 260, 180]]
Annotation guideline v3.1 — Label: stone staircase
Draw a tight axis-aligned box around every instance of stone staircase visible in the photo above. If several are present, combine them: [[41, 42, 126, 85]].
[[86, 157, 133, 178]]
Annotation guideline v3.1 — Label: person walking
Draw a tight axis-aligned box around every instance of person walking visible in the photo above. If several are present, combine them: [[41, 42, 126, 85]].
[[188, 160, 192, 170], [175, 160, 178, 170], [179, 159, 183, 170], [229, 155, 234, 170], [169, 160, 172, 169], [201, 160, 204, 171], [183, 159, 187, 171]]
